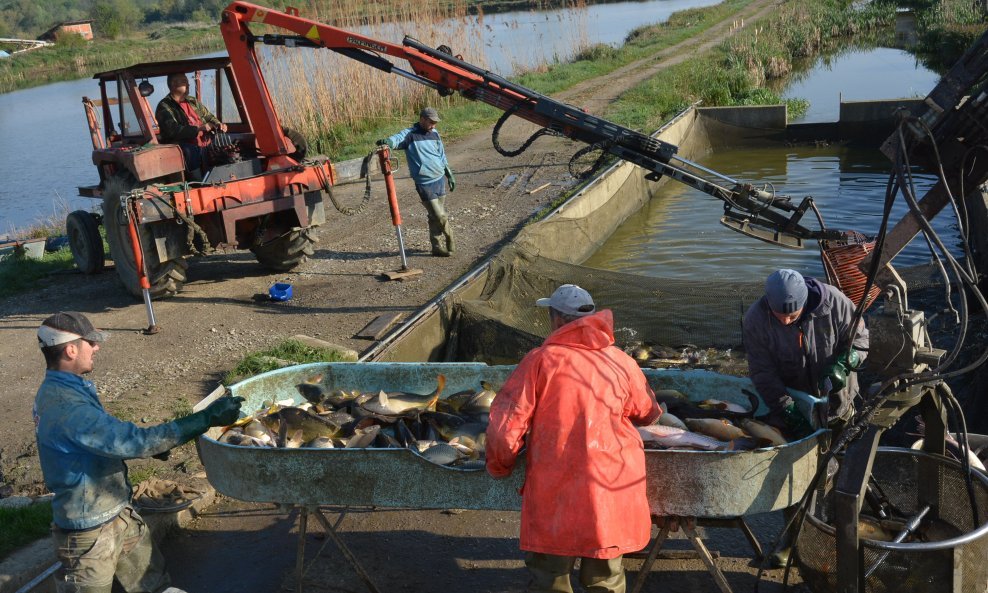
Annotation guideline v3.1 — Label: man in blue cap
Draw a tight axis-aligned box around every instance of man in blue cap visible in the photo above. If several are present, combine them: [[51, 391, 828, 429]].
[[376, 107, 456, 257], [743, 269, 869, 435], [743, 270, 869, 568]]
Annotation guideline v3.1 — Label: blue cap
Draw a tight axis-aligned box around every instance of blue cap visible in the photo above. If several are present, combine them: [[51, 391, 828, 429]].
[[765, 269, 807, 314]]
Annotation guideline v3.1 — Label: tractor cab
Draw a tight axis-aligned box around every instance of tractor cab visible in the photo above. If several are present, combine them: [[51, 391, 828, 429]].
[[79, 57, 257, 195]]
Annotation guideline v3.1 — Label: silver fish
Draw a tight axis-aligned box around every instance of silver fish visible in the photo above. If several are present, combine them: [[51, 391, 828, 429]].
[[637, 425, 731, 451]]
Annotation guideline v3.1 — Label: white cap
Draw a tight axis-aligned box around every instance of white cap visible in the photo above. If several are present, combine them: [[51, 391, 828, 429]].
[[536, 284, 596, 317]]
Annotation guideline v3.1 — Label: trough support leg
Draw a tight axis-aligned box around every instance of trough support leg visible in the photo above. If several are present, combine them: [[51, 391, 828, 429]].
[[295, 508, 308, 593], [311, 507, 383, 593], [683, 523, 734, 593], [629, 525, 672, 593]]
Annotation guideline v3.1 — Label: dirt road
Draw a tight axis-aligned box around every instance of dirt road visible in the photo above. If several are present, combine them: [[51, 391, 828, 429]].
[[0, 1, 802, 590]]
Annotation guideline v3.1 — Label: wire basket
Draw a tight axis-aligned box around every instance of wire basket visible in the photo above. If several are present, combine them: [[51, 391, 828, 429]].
[[821, 230, 883, 311], [796, 447, 988, 593]]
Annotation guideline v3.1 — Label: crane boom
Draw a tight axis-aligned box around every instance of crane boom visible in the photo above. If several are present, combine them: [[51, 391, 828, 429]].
[[221, 1, 846, 246]]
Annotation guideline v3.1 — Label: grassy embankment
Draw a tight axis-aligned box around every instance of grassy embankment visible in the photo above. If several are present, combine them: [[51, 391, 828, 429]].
[[0, 502, 53, 560], [0, 23, 220, 94]]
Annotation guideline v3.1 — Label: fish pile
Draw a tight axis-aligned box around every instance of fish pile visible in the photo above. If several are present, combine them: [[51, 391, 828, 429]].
[[637, 389, 790, 452], [218, 374, 495, 470], [628, 343, 748, 376]]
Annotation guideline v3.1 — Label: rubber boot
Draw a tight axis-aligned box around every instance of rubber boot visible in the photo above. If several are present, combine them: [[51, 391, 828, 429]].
[[423, 197, 450, 257], [445, 230, 455, 254]]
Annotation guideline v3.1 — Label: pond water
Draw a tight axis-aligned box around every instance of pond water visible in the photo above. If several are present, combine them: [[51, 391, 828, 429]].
[[0, 0, 720, 235], [582, 143, 956, 280], [782, 47, 940, 123]]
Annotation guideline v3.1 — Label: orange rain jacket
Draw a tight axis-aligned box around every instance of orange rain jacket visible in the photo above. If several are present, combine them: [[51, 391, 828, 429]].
[[486, 310, 662, 559]]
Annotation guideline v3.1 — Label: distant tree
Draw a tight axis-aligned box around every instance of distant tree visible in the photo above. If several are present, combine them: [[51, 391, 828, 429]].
[[91, 0, 144, 39]]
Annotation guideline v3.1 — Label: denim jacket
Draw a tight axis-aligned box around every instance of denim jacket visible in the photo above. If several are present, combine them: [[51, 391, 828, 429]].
[[383, 123, 448, 185], [34, 371, 184, 529]]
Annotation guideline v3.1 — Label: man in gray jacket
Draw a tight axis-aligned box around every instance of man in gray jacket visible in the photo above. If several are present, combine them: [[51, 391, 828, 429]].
[[743, 269, 869, 436]]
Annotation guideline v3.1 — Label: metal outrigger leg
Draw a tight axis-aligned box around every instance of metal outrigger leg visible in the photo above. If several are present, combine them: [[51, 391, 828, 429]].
[[630, 515, 762, 593], [292, 505, 382, 593]]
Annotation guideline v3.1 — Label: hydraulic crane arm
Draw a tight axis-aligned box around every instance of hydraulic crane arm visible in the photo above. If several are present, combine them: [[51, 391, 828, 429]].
[[221, 1, 845, 246]]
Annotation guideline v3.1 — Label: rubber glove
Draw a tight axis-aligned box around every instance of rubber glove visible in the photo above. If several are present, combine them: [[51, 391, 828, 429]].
[[445, 166, 456, 192], [758, 396, 813, 440], [375, 138, 391, 148], [819, 350, 861, 395], [172, 396, 245, 443]]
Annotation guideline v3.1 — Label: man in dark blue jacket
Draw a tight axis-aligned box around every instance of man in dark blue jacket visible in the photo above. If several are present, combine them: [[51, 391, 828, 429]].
[[377, 107, 456, 256], [744, 269, 869, 433], [34, 312, 242, 593]]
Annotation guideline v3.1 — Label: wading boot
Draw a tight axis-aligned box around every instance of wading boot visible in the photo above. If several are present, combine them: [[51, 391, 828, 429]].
[[445, 231, 455, 254]]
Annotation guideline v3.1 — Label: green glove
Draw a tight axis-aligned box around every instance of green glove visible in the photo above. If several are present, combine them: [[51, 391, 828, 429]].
[[781, 402, 815, 439], [819, 350, 861, 395], [172, 396, 245, 443], [375, 138, 391, 147], [445, 166, 455, 192]]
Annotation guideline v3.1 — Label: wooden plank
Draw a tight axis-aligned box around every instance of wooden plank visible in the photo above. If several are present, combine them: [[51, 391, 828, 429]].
[[382, 268, 423, 281], [355, 312, 402, 340]]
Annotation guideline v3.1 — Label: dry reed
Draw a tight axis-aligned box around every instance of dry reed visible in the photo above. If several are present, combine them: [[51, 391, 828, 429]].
[[257, 0, 590, 150]]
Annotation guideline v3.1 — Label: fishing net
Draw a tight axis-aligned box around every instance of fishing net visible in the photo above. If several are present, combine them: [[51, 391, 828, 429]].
[[446, 243, 956, 369]]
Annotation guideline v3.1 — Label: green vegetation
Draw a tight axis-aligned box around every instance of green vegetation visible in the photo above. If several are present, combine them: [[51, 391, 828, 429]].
[[224, 339, 354, 384], [126, 465, 159, 485], [0, 23, 219, 93], [0, 248, 76, 300], [605, 0, 895, 133], [315, 0, 763, 161], [0, 502, 53, 561], [911, 0, 987, 70]]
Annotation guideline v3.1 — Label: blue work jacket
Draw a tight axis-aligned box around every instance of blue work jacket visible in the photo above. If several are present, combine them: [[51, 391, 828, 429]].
[[384, 123, 449, 185], [34, 371, 184, 530]]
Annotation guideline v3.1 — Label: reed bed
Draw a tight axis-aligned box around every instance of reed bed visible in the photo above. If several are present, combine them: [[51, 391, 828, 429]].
[[259, 0, 590, 156]]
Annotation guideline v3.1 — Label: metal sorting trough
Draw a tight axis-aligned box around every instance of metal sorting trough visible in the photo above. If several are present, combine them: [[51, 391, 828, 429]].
[[197, 363, 825, 517]]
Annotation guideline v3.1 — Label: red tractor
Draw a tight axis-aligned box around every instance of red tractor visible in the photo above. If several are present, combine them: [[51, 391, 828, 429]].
[[69, 56, 325, 299]]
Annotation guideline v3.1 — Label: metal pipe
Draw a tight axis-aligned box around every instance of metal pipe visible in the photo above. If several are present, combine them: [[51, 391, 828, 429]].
[[669, 154, 740, 185], [863, 505, 931, 578], [126, 196, 159, 334], [378, 147, 411, 270]]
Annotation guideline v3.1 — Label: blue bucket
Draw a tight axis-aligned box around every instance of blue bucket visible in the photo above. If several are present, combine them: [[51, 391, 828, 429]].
[[269, 282, 293, 301]]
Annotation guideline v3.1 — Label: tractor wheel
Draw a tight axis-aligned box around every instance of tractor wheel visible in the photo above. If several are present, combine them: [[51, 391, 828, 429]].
[[283, 127, 307, 162], [66, 210, 105, 274], [102, 175, 189, 299], [251, 228, 316, 272]]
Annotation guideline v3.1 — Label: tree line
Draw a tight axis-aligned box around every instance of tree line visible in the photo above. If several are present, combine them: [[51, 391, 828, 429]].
[[0, 0, 252, 40]]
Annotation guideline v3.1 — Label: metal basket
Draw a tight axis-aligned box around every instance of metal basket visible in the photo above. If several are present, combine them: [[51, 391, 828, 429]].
[[796, 447, 988, 593]]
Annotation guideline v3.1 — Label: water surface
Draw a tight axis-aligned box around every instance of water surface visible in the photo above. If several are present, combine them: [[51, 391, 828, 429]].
[[0, 0, 719, 234], [583, 144, 956, 280]]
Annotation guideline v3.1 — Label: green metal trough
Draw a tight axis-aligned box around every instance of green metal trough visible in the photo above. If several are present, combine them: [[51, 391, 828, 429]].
[[197, 363, 825, 517]]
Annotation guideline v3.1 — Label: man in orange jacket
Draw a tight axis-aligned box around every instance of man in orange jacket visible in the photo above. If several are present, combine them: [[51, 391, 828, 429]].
[[487, 284, 662, 593]]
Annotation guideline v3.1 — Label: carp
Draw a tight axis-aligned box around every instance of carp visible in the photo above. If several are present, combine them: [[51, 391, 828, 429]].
[[739, 419, 788, 446], [359, 375, 446, 416], [684, 418, 747, 441]]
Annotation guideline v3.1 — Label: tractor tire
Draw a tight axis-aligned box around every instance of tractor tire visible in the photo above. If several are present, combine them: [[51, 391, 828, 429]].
[[102, 175, 189, 299], [66, 210, 105, 274], [283, 127, 307, 162], [251, 228, 316, 272]]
